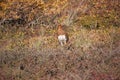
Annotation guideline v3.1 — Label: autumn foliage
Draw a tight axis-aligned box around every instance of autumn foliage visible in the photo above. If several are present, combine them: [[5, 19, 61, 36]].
[[0, 0, 120, 80], [0, 0, 119, 28]]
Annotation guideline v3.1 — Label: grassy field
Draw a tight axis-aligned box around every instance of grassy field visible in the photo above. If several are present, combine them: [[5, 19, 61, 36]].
[[0, 0, 120, 79], [0, 26, 120, 80]]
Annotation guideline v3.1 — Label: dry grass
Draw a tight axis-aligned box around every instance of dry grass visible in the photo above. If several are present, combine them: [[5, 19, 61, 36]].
[[0, 27, 120, 80]]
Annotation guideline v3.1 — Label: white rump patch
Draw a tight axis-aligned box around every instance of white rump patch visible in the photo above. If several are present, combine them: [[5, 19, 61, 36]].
[[58, 35, 67, 41]]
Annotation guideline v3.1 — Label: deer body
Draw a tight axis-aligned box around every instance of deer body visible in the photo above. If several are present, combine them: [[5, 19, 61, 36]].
[[57, 25, 68, 46]]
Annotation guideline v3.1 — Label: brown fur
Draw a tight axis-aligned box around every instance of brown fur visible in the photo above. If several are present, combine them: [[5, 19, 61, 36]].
[[57, 25, 69, 45], [57, 25, 66, 35]]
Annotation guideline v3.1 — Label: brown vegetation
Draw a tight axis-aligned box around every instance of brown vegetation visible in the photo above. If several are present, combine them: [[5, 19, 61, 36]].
[[0, 0, 120, 80]]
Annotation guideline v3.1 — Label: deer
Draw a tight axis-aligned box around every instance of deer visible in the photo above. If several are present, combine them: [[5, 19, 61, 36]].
[[57, 25, 68, 46]]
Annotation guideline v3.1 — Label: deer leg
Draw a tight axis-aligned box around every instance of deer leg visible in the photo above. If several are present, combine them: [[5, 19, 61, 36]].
[[64, 40, 66, 45], [59, 41, 63, 46]]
